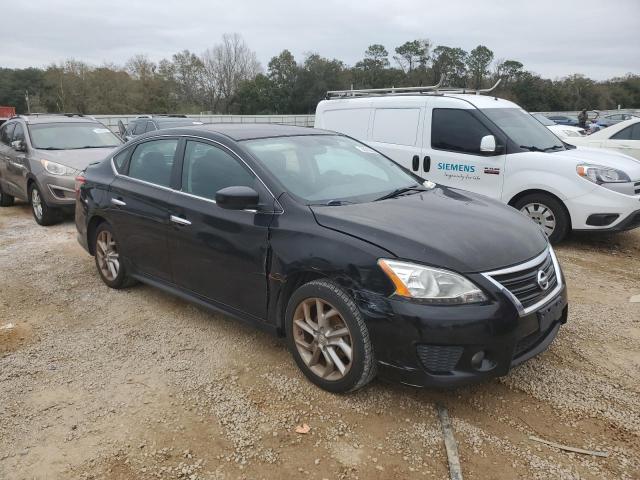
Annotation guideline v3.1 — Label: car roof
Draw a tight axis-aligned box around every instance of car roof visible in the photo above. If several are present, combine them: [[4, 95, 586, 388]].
[[164, 123, 334, 141]]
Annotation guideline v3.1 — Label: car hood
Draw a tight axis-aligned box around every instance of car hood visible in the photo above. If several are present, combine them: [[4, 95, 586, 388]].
[[554, 147, 640, 178], [311, 186, 548, 273], [35, 147, 117, 170]]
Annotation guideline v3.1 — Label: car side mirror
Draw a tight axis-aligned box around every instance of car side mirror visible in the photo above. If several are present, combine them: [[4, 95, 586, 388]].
[[215, 186, 259, 210], [11, 139, 26, 152], [480, 135, 497, 153]]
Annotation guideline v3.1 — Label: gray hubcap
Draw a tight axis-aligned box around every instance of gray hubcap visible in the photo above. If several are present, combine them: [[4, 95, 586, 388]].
[[520, 202, 556, 236], [96, 230, 120, 281], [292, 298, 353, 381], [31, 189, 43, 219]]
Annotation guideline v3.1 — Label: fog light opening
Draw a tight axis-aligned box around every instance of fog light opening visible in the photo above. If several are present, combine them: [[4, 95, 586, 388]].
[[471, 350, 496, 372]]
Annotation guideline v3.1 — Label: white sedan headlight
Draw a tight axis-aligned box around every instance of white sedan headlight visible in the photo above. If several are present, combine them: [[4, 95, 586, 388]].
[[40, 159, 76, 176], [576, 164, 631, 184], [378, 259, 487, 304]]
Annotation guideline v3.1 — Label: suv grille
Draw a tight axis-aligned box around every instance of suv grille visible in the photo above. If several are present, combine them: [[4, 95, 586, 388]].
[[488, 252, 557, 310]]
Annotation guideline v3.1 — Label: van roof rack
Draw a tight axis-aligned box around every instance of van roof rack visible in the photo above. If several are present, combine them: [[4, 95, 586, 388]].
[[9, 113, 97, 122], [136, 114, 188, 119], [326, 79, 502, 99]]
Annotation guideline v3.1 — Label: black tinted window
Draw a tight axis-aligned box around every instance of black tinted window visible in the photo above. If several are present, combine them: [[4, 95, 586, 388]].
[[611, 126, 632, 140], [431, 109, 492, 155], [181, 141, 254, 200], [128, 139, 178, 187], [632, 124, 640, 140], [0, 123, 15, 145]]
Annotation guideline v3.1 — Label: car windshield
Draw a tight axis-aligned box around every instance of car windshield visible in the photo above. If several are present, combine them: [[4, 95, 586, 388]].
[[29, 122, 121, 150], [482, 108, 565, 152], [243, 135, 424, 204], [532, 113, 556, 126]]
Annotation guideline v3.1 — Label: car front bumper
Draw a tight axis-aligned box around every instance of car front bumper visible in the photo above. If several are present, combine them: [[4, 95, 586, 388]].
[[37, 173, 77, 208], [568, 184, 640, 231], [354, 280, 568, 388]]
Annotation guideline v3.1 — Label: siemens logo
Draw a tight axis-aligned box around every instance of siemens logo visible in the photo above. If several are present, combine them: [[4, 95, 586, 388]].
[[437, 162, 476, 173]]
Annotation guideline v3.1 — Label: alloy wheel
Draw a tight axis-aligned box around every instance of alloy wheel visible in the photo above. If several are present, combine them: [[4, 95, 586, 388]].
[[520, 202, 556, 236], [31, 188, 43, 220], [292, 297, 353, 381], [96, 230, 120, 281]]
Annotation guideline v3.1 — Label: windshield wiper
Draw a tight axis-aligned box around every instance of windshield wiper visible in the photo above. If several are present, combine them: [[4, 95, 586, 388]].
[[519, 145, 544, 152], [325, 199, 354, 206], [36, 147, 64, 150], [375, 185, 426, 201], [543, 145, 564, 152], [70, 145, 117, 149]]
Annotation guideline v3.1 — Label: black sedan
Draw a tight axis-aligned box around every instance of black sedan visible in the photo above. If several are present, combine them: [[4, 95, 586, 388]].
[[75, 124, 568, 392]]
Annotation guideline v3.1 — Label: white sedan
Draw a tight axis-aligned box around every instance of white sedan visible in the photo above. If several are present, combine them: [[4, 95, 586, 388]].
[[532, 114, 586, 138], [565, 118, 640, 160]]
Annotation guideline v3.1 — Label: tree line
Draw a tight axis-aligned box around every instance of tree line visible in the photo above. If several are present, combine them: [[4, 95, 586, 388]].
[[1, 33, 638, 115]]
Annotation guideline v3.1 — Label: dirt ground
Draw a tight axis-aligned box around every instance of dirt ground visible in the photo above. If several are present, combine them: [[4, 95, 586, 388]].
[[1, 202, 639, 480]]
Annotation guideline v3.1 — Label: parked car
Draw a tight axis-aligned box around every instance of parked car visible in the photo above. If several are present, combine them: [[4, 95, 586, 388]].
[[118, 115, 204, 142], [596, 113, 639, 128], [565, 118, 640, 161], [545, 114, 580, 127], [0, 114, 122, 225], [315, 87, 640, 243], [532, 113, 586, 138], [76, 124, 567, 392]]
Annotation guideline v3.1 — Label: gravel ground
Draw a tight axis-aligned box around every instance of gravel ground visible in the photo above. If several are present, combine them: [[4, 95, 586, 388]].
[[1, 202, 639, 480]]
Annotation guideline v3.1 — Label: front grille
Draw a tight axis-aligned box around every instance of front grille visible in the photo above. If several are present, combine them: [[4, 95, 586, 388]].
[[416, 345, 463, 373], [489, 252, 558, 310]]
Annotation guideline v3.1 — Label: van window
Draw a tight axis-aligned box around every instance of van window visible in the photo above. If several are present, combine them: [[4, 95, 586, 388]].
[[372, 108, 420, 146], [431, 109, 492, 155], [322, 109, 370, 139]]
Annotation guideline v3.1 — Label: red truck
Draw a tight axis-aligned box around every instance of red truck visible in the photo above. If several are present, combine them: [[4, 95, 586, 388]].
[[0, 106, 16, 125]]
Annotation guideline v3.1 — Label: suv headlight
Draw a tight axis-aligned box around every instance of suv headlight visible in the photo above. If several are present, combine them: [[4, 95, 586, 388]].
[[577, 164, 630, 184], [378, 259, 487, 304], [40, 159, 76, 176]]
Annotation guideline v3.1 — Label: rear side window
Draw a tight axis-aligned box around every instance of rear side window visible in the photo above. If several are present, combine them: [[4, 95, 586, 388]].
[[322, 109, 370, 140], [181, 141, 254, 201], [0, 123, 15, 145], [431, 108, 492, 155], [128, 139, 178, 187], [371, 108, 420, 146], [611, 125, 640, 140], [112, 149, 130, 173]]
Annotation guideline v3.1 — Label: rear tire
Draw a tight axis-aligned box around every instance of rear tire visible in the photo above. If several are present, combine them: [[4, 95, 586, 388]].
[[0, 185, 14, 207], [29, 183, 59, 226], [93, 222, 136, 289], [514, 193, 569, 244], [285, 279, 376, 393]]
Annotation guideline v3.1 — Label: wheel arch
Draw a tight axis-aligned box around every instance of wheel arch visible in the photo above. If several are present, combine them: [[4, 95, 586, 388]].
[[86, 215, 108, 256], [508, 189, 573, 230], [274, 270, 328, 336]]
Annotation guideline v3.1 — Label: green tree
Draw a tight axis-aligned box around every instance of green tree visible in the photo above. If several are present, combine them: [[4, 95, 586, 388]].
[[467, 45, 494, 89], [394, 40, 430, 73], [431, 46, 468, 85]]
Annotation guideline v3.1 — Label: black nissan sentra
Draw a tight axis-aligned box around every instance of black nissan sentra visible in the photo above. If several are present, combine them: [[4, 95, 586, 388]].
[[75, 124, 567, 392]]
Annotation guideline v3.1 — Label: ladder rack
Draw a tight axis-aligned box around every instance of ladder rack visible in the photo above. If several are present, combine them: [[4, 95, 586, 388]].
[[326, 79, 501, 99]]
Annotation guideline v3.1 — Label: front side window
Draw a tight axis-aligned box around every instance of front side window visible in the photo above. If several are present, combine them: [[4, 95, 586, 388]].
[[128, 139, 178, 187], [431, 109, 494, 155], [28, 123, 121, 150], [12, 123, 25, 142], [481, 108, 565, 153], [244, 134, 421, 204], [1, 123, 16, 145], [181, 141, 255, 200]]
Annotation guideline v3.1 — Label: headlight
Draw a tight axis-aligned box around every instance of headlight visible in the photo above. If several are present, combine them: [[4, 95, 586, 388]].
[[40, 159, 76, 176], [576, 164, 630, 184], [378, 259, 487, 304]]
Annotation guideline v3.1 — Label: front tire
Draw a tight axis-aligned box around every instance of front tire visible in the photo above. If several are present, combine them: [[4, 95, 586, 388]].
[[285, 279, 376, 393], [93, 222, 136, 289], [29, 183, 59, 226], [514, 193, 569, 244]]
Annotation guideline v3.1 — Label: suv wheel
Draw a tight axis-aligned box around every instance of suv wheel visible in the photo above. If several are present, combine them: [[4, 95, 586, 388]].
[[514, 193, 569, 244], [29, 184, 59, 226], [93, 222, 136, 289], [285, 279, 376, 393], [0, 185, 14, 207]]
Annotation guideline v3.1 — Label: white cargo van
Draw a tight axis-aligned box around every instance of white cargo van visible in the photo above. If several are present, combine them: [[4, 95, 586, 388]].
[[314, 84, 640, 243]]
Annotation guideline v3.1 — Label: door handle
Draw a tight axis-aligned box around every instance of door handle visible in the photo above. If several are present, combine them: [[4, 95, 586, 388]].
[[423, 156, 431, 172], [110, 198, 126, 206], [411, 155, 419, 171], [170, 215, 191, 226]]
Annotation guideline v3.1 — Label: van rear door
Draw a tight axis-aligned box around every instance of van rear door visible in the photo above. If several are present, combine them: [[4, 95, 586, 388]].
[[422, 98, 507, 199]]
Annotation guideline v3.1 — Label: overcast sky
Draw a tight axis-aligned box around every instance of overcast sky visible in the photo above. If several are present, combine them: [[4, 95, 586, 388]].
[[2, 0, 639, 80]]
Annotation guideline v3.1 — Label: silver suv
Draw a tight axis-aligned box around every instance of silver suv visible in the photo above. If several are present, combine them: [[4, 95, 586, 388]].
[[0, 115, 122, 225]]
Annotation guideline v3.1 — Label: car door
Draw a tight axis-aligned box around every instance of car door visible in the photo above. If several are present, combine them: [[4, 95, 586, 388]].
[[166, 139, 274, 320], [108, 138, 180, 281], [422, 101, 507, 198], [5, 123, 29, 198], [605, 123, 640, 160], [0, 122, 16, 195]]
